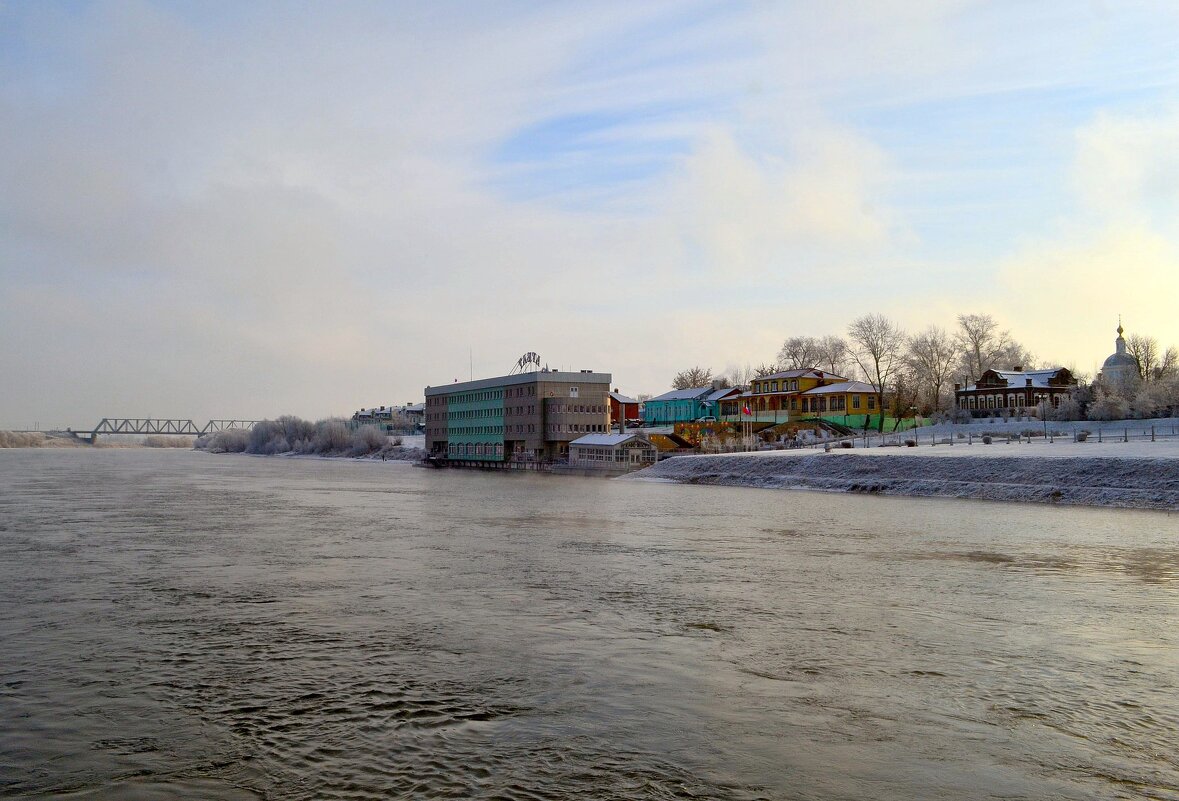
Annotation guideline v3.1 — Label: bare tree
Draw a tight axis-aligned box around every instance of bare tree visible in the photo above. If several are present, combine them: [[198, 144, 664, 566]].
[[889, 365, 922, 430], [955, 313, 1031, 384], [636, 393, 653, 402], [847, 314, 906, 431], [1001, 341, 1037, 371], [906, 326, 959, 411], [1159, 346, 1178, 380], [777, 336, 821, 370], [725, 364, 754, 389], [753, 363, 779, 378], [816, 335, 850, 377], [1127, 334, 1160, 382], [672, 366, 715, 390]]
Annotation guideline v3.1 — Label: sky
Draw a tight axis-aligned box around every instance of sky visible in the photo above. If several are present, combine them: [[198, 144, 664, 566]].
[[3, 1, 1179, 428]]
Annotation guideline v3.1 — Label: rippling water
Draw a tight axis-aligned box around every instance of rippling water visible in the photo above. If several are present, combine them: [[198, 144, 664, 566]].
[[1, 450, 1177, 800]]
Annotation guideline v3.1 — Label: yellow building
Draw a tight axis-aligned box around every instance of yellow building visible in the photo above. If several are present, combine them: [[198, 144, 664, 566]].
[[799, 381, 879, 416], [747, 369, 849, 413]]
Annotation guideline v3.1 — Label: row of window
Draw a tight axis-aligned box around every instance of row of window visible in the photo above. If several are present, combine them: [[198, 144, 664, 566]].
[[450, 408, 502, 420], [450, 426, 502, 435], [959, 393, 1061, 409], [427, 390, 504, 406], [548, 423, 606, 433], [572, 446, 656, 462], [448, 442, 505, 457], [548, 404, 605, 415], [753, 379, 801, 393], [738, 394, 875, 413]]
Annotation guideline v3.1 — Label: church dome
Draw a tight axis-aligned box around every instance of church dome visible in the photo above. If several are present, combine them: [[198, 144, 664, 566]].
[[1101, 321, 1138, 387], [1102, 351, 1137, 370]]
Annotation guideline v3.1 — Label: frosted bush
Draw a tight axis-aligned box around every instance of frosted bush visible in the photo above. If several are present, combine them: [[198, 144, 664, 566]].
[[197, 429, 250, 453], [1088, 388, 1130, 421], [315, 421, 353, 454], [349, 425, 387, 456]]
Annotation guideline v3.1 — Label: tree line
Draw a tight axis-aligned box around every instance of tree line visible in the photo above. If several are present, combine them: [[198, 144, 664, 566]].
[[669, 313, 1179, 422]]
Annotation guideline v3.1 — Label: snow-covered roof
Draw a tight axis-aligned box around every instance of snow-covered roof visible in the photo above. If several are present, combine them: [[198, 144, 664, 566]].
[[609, 391, 638, 404], [648, 386, 713, 402], [569, 433, 653, 447], [404, 403, 425, 413], [757, 368, 847, 382], [705, 387, 739, 402], [802, 381, 876, 395], [758, 368, 819, 380], [963, 369, 1072, 392]]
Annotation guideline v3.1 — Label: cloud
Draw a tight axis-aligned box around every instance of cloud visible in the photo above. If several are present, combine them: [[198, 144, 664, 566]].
[[4, 3, 1179, 425], [999, 224, 1179, 372], [1073, 108, 1179, 224], [996, 109, 1179, 370], [662, 124, 896, 277]]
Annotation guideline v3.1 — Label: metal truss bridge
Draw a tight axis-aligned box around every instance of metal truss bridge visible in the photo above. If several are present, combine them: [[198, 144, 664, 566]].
[[75, 418, 260, 441]]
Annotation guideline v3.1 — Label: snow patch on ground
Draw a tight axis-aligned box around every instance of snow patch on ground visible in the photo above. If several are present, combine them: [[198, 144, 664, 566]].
[[629, 447, 1179, 510]]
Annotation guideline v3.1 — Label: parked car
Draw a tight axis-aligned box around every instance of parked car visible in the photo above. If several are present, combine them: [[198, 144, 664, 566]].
[[696, 416, 716, 423]]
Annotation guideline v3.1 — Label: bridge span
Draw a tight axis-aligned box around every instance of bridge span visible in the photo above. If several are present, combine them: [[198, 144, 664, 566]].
[[70, 418, 260, 442]]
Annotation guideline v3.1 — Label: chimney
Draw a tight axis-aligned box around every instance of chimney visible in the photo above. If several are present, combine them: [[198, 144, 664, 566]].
[[1025, 378, 1032, 387], [1013, 364, 1023, 372], [954, 383, 960, 391]]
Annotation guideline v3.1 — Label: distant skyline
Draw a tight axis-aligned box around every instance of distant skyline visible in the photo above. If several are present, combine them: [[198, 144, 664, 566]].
[[3, 1, 1179, 428]]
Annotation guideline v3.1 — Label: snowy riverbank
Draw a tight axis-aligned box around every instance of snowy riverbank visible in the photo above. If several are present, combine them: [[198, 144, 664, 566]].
[[628, 440, 1179, 510]]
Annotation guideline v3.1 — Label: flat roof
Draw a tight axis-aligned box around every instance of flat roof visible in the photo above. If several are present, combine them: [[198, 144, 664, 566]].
[[570, 433, 653, 447], [425, 370, 612, 397]]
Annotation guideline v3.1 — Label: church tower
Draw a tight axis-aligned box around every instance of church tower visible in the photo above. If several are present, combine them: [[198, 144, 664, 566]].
[[1100, 318, 1139, 392]]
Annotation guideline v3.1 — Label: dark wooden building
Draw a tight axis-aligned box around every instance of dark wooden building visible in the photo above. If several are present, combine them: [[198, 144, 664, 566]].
[[955, 368, 1076, 416]]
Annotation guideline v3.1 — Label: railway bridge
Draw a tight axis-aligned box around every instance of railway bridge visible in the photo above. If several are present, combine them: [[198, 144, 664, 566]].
[[68, 418, 259, 443]]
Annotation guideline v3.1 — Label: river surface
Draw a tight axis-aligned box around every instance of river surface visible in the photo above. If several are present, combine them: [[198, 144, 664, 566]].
[[1, 449, 1177, 800]]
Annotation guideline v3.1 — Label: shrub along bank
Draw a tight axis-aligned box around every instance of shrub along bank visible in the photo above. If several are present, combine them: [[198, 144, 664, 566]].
[[195, 415, 419, 459]]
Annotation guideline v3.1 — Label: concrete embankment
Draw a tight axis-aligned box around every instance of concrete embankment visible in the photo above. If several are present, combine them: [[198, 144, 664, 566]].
[[629, 451, 1179, 510]]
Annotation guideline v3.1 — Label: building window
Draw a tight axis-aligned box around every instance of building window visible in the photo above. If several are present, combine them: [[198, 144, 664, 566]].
[[570, 386, 579, 398]]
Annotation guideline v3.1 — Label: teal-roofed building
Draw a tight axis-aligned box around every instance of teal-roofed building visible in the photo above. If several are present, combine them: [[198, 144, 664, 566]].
[[641, 385, 740, 425]]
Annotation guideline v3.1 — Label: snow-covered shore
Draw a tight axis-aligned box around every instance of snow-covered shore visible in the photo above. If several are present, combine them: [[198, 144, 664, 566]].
[[628, 440, 1179, 510]]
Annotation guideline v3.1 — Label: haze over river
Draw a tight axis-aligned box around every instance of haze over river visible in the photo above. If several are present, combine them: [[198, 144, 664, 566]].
[[1, 450, 1177, 800]]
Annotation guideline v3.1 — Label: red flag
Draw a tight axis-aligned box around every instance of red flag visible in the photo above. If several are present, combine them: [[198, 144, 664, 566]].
[[742, 405, 752, 416]]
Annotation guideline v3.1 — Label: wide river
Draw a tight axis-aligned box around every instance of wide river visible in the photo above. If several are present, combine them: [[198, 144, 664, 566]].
[[1, 450, 1177, 800]]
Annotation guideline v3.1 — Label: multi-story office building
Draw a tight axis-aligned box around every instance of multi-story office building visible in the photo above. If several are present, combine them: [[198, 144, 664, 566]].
[[425, 369, 612, 463]]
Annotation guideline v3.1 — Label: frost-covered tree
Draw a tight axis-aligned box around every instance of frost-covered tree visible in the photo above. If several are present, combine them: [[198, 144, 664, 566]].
[[955, 313, 1034, 384], [906, 326, 959, 412], [1127, 334, 1160, 382], [847, 314, 906, 431], [776, 336, 822, 370], [816, 335, 851, 377], [672, 366, 715, 390], [888, 365, 922, 428], [1087, 386, 1130, 421], [1158, 346, 1178, 380], [1129, 382, 1172, 418], [724, 364, 755, 389]]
